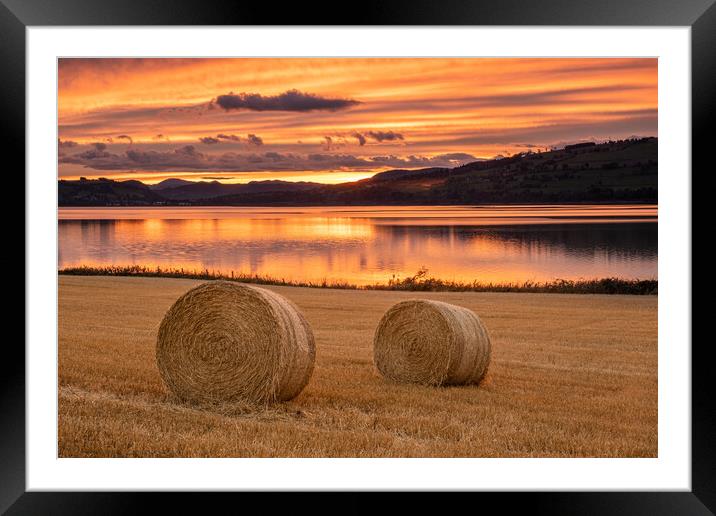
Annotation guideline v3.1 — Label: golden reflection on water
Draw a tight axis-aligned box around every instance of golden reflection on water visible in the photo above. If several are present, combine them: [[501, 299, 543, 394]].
[[58, 205, 657, 285], [59, 204, 657, 221], [137, 217, 374, 242]]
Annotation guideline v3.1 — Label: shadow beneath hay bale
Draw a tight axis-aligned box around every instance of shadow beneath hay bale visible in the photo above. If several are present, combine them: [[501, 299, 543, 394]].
[[162, 392, 307, 421]]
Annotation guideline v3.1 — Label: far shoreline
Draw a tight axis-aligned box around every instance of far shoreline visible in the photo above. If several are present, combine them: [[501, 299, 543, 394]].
[[58, 266, 658, 295], [58, 200, 659, 208]]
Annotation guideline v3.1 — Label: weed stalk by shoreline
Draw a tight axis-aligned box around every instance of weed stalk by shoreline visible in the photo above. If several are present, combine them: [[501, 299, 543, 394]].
[[58, 265, 657, 295]]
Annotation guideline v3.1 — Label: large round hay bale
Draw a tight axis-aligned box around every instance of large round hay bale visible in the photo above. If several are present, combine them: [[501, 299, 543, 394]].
[[373, 299, 491, 386], [156, 281, 315, 405]]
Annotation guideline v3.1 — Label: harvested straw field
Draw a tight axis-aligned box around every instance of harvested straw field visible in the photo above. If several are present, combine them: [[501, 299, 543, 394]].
[[58, 276, 658, 458]]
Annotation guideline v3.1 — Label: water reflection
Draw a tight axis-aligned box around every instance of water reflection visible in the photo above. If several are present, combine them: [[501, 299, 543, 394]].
[[58, 206, 657, 285]]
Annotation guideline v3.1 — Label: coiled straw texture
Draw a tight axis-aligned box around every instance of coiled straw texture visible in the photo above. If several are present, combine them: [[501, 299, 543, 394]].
[[373, 299, 491, 386], [157, 281, 315, 405]]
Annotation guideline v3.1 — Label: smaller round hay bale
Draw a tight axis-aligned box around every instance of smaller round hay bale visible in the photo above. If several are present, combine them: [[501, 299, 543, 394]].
[[373, 299, 491, 386], [156, 281, 315, 405]]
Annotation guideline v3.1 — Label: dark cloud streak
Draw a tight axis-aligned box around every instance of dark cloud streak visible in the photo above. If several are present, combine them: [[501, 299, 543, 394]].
[[214, 89, 360, 112], [247, 134, 263, 146], [58, 139, 78, 148], [199, 133, 263, 146], [350, 131, 404, 145], [352, 133, 367, 146], [217, 133, 240, 142], [59, 146, 477, 173], [366, 130, 404, 142]]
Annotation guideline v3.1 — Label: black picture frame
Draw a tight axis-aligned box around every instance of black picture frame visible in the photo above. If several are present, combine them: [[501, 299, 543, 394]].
[[5, 0, 710, 513]]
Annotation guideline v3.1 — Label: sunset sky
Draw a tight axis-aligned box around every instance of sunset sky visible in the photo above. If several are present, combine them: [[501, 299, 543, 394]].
[[58, 58, 657, 184]]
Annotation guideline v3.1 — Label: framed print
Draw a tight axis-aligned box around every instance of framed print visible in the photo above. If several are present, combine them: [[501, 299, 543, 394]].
[[6, 0, 711, 512]]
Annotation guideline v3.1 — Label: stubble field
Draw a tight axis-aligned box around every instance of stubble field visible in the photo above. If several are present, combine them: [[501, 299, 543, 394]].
[[58, 275, 657, 457]]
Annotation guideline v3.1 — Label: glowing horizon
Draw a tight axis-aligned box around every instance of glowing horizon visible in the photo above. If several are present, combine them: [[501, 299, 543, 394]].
[[58, 57, 657, 184]]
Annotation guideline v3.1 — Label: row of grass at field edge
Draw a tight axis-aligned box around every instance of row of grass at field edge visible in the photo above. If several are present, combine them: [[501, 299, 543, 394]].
[[58, 266, 657, 295]]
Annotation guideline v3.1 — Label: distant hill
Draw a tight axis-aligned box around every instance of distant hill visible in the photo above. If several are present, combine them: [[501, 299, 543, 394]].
[[58, 178, 164, 206], [157, 179, 322, 200], [150, 178, 194, 190], [58, 137, 657, 206], [369, 167, 447, 182], [58, 178, 323, 205]]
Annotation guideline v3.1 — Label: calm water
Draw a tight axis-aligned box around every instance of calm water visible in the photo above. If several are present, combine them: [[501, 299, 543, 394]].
[[58, 205, 657, 285]]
